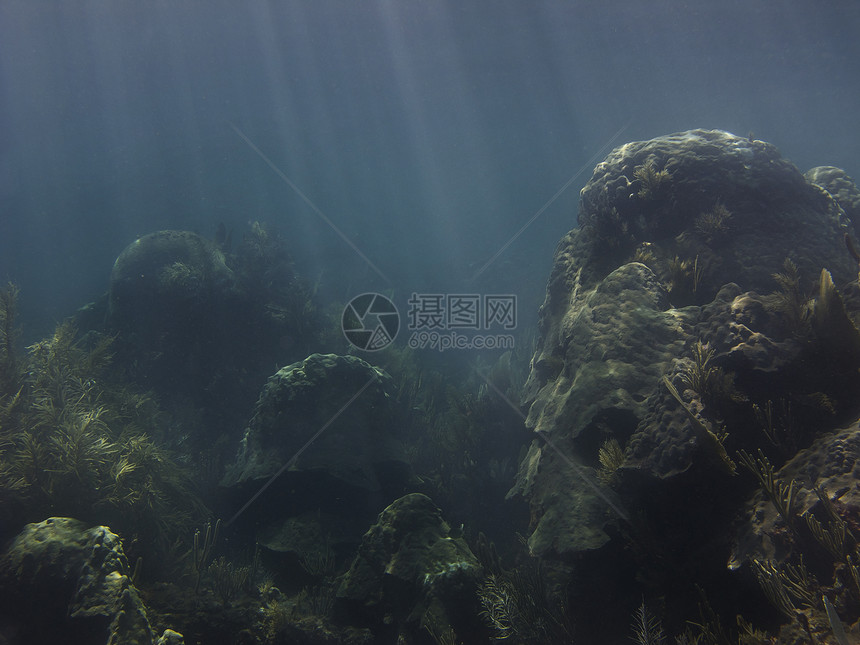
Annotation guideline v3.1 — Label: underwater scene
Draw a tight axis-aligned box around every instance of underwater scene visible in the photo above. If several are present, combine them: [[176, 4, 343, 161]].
[[2, 2, 860, 644]]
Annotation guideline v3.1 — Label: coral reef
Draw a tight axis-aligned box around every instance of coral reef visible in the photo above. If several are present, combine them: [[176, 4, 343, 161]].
[[9, 132, 860, 643], [0, 318, 205, 555], [0, 517, 182, 645], [336, 493, 484, 642], [104, 226, 324, 467], [222, 352, 405, 492], [512, 129, 860, 641], [806, 166, 860, 238]]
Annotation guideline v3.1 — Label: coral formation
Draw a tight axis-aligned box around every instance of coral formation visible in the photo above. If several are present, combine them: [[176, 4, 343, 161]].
[[336, 493, 484, 642], [222, 352, 404, 491], [8, 133, 860, 643], [0, 517, 182, 645], [512, 129, 860, 641]]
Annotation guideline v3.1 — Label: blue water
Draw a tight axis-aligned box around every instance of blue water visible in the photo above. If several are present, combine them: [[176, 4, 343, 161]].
[[1, 1, 859, 338]]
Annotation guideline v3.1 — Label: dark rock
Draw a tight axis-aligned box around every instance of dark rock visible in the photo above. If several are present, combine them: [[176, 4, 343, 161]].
[[222, 353, 406, 492], [576, 130, 853, 296], [108, 230, 238, 338], [335, 493, 482, 640], [256, 511, 355, 589], [0, 517, 181, 645], [105, 230, 247, 408], [805, 166, 860, 236], [524, 261, 689, 442], [219, 354, 411, 563], [103, 229, 318, 431], [515, 129, 860, 563], [733, 419, 860, 568]]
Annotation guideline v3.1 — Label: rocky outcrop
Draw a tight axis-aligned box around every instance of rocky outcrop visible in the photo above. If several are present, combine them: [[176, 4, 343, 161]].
[[734, 419, 860, 567], [220, 353, 412, 565], [335, 493, 483, 640], [103, 228, 320, 422], [806, 166, 860, 236], [108, 230, 237, 337], [515, 130, 860, 564], [222, 353, 407, 492], [0, 517, 182, 645]]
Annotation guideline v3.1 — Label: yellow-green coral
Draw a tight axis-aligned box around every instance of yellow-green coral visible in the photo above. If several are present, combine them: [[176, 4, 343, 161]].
[[667, 255, 703, 300]]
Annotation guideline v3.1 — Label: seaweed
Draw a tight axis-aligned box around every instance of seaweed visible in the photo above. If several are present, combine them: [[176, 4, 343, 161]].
[[695, 202, 733, 242], [761, 259, 812, 337], [634, 160, 671, 201], [663, 375, 736, 475], [630, 599, 666, 644], [736, 449, 798, 528], [0, 308, 208, 567], [597, 437, 626, 485], [476, 548, 573, 644]]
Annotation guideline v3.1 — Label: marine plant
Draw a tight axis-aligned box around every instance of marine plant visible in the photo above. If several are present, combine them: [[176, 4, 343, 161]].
[[753, 399, 803, 457], [474, 535, 574, 644], [192, 518, 221, 593], [424, 620, 460, 645], [736, 449, 798, 528], [294, 584, 337, 619], [208, 555, 253, 606], [695, 202, 733, 242], [630, 599, 666, 644], [680, 340, 743, 412], [663, 375, 736, 475], [634, 160, 671, 200], [0, 310, 207, 564], [159, 260, 205, 293], [761, 259, 812, 336], [732, 447, 860, 642], [261, 597, 293, 641], [598, 437, 626, 485], [667, 255, 704, 303]]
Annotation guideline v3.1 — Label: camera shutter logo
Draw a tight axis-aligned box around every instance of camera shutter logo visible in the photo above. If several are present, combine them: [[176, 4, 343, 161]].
[[342, 293, 400, 351]]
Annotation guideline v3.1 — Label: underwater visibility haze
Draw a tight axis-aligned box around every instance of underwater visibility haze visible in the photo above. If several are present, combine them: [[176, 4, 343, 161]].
[[1, 2, 860, 644]]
